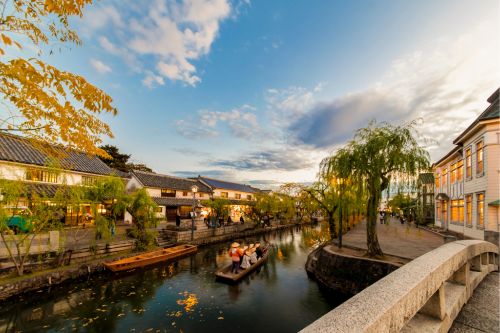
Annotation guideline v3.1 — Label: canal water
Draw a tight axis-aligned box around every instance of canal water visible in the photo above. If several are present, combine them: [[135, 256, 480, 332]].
[[0, 226, 347, 333]]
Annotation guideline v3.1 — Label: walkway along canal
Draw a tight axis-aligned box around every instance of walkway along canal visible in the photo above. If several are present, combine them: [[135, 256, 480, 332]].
[[0, 225, 348, 332]]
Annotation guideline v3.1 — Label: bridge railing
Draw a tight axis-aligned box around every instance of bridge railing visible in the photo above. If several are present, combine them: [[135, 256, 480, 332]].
[[300, 240, 498, 333]]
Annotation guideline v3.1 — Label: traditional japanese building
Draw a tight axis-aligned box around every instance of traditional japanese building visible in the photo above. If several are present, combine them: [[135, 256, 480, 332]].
[[197, 176, 258, 221], [127, 170, 212, 221], [433, 88, 499, 243], [0, 133, 122, 225]]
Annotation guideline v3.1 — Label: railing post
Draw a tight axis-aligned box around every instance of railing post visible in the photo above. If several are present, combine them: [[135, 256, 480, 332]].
[[420, 284, 446, 320], [470, 255, 482, 272], [450, 262, 469, 285]]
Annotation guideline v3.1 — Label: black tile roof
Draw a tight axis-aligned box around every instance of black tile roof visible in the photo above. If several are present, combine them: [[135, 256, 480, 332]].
[[0, 133, 113, 176], [133, 171, 212, 193], [453, 87, 499, 145], [152, 197, 256, 207], [418, 173, 434, 184], [199, 176, 258, 193], [152, 197, 200, 207]]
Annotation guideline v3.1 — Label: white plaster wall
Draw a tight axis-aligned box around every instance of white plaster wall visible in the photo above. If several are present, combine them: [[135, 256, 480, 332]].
[[0, 161, 101, 186], [213, 189, 254, 200]]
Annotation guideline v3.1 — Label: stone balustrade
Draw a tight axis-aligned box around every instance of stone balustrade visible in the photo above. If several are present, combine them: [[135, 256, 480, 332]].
[[300, 240, 499, 333]]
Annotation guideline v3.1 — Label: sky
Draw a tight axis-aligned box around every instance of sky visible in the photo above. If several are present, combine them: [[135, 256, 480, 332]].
[[10, 0, 500, 188]]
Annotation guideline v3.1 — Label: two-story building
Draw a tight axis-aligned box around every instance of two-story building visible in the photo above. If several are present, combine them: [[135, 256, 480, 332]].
[[127, 170, 212, 221], [433, 88, 499, 243], [0, 133, 120, 225], [197, 176, 258, 221]]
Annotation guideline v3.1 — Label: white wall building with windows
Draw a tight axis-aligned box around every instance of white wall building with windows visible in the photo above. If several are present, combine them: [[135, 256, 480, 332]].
[[433, 88, 500, 243]]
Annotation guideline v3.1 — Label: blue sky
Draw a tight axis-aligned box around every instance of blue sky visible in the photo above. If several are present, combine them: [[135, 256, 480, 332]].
[[18, 0, 500, 187]]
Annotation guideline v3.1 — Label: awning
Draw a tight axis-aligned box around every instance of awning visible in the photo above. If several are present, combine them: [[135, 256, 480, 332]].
[[435, 193, 450, 201], [488, 199, 500, 207]]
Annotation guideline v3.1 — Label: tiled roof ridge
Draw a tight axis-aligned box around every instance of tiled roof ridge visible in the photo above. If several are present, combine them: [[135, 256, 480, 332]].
[[133, 169, 200, 183], [199, 175, 251, 187], [0, 132, 88, 155]]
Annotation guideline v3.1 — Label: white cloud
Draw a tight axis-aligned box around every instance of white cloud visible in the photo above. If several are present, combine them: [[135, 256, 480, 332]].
[[290, 22, 499, 161], [176, 104, 261, 139], [266, 83, 324, 128], [142, 71, 165, 88], [90, 58, 112, 74], [83, 0, 233, 87]]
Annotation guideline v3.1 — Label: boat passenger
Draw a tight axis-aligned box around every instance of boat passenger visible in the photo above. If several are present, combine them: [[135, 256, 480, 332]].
[[229, 242, 241, 273], [240, 250, 252, 269], [249, 247, 258, 264], [238, 245, 248, 266], [255, 242, 263, 260]]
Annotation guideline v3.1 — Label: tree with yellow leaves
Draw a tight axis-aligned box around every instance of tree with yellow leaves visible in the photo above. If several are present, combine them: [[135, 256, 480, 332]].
[[0, 0, 117, 157]]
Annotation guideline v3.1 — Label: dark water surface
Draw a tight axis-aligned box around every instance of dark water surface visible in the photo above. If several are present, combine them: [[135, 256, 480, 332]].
[[0, 226, 347, 333]]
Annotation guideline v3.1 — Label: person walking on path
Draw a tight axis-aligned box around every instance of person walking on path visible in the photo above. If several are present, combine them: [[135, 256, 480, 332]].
[[175, 212, 181, 227]]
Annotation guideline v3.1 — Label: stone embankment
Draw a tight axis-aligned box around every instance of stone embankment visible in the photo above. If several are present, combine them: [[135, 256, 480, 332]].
[[305, 245, 404, 295], [305, 220, 445, 294]]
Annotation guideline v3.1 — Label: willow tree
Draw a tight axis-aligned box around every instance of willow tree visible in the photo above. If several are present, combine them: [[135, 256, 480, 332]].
[[325, 121, 430, 257], [0, 0, 117, 157], [306, 177, 340, 240]]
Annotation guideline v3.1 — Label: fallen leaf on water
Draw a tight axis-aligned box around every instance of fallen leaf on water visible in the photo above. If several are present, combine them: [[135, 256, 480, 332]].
[[217, 317, 224, 320]]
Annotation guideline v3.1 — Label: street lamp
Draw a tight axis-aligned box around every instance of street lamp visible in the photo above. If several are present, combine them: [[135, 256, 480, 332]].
[[191, 185, 198, 241]]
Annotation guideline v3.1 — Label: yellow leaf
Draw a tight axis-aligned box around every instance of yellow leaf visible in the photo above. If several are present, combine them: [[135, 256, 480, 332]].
[[1, 34, 12, 45]]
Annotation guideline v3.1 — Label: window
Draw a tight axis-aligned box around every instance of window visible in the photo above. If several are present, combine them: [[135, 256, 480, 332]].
[[198, 193, 204, 198], [465, 195, 472, 227], [436, 201, 441, 220], [450, 163, 456, 183], [182, 191, 188, 196], [477, 193, 484, 228], [451, 199, 464, 224], [155, 206, 163, 213], [25, 169, 58, 183], [457, 160, 463, 182], [465, 147, 472, 179], [235, 193, 241, 199], [476, 140, 484, 175], [247, 194, 252, 200], [442, 169, 447, 187], [442, 201, 448, 223], [435, 174, 440, 188], [81, 176, 97, 186], [220, 192, 228, 198], [161, 189, 175, 197]]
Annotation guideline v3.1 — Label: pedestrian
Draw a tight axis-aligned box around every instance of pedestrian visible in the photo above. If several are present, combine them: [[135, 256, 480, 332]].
[[227, 216, 232, 225], [175, 211, 181, 227], [240, 215, 244, 224], [110, 220, 116, 236]]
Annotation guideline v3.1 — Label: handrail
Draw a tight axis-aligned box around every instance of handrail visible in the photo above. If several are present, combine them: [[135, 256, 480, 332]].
[[300, 240, 499, 333]]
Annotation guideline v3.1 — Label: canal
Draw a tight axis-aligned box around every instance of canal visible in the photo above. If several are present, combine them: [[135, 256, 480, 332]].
[[0, 226, 347, 332]]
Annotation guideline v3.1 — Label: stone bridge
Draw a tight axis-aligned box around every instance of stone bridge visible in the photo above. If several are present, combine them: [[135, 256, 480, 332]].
[[301, 240, 499, 333]]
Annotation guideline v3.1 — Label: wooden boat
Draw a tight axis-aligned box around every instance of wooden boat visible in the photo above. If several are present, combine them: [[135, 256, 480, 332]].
[[215, 247, 270, 283], [104, 244, 197, 272]]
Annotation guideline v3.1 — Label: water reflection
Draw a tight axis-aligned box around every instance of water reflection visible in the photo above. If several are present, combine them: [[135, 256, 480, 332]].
[[0, 225, 347, 333]]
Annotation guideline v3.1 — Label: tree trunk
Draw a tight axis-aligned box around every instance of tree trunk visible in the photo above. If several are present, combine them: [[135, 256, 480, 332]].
[[366, 191, 384, 257], [327, 213, 337, 240], [338, 205, 343, 248]]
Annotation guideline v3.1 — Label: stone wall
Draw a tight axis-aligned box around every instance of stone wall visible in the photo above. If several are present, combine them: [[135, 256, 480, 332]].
[[305, 245, 401, 295], [0, 262, 105, 301]]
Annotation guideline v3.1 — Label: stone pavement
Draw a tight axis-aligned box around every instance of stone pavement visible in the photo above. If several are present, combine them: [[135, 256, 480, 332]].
[[340, 218, 445, 259], [450, 272, 500, 333]]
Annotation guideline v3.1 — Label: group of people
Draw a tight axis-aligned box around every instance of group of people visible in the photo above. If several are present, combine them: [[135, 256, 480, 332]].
[[229, 241, 264, 274]]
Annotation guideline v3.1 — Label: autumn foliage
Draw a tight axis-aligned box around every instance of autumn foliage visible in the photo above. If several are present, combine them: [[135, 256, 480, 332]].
[[0, 0, 117, 157]]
